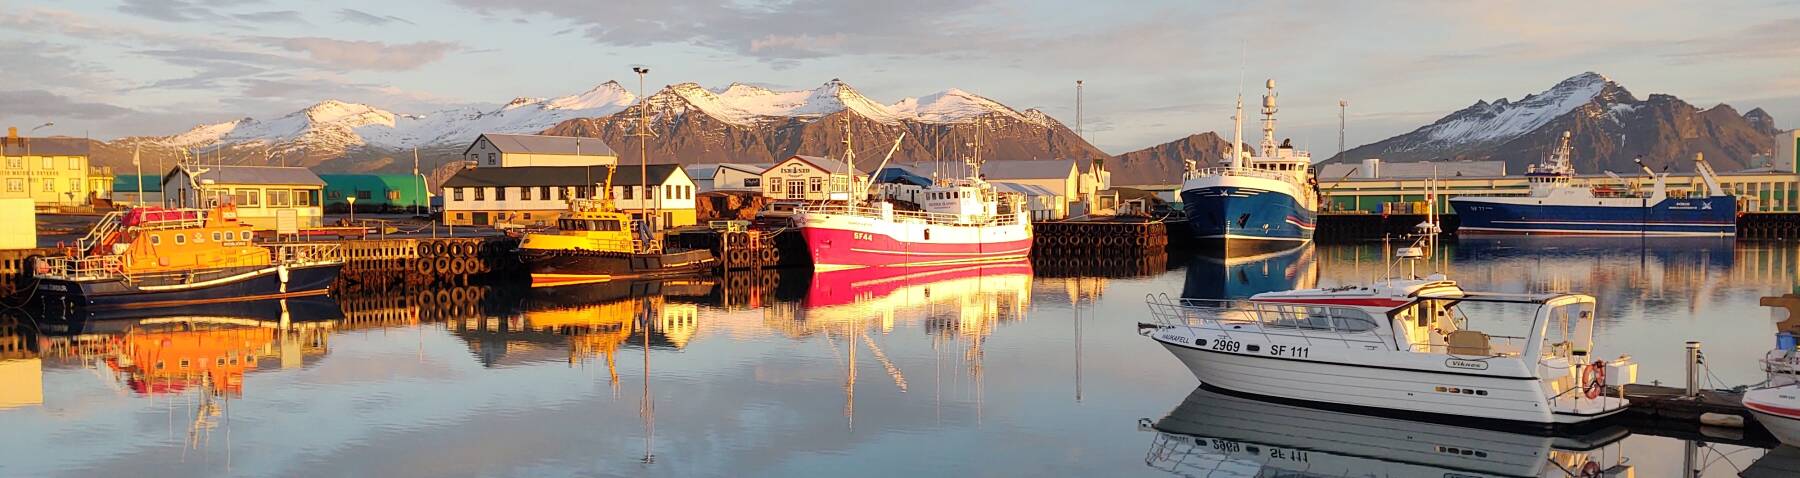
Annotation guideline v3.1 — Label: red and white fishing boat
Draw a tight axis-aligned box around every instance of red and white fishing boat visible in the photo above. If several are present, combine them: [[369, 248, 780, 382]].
[[793, 127, 1031, 271]]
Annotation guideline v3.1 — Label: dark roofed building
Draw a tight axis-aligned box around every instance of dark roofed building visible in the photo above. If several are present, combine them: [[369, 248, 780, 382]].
[[441, 164, 697, 229], [463, 133, 619, 168]]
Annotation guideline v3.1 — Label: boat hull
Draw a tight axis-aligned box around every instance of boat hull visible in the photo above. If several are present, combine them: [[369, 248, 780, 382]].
[[1451, 195, 1737, 236], [34, 263, 341, 310], [796, 211, 1031, 271], [521, 249, 716, 287], [1745, 387, 1800, 447], [1148, 333, 1621, 429], [1181, 185, 1315, 254]]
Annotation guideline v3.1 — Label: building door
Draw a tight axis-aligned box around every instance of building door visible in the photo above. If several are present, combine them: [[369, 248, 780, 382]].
[[787, 179, 806, 199], [472, 212, 489, 226]]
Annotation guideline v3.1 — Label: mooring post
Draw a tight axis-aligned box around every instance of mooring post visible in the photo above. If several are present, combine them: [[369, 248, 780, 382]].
[[1685, 341, 1702, 397]]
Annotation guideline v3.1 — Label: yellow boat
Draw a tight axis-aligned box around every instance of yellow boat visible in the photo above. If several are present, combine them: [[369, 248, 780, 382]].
[[517, 187, 714, 288]]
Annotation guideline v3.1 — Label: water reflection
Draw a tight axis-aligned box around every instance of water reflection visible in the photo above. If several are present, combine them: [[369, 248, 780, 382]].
[[1144, 387, 1635, 477], [1182, 245, 1317, 300], [450, 280, 688, 372]]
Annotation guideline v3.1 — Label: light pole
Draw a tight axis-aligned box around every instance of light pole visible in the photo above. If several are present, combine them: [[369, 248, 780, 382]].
[[632, 66, 654, 231], [347, 196, 357, 224]]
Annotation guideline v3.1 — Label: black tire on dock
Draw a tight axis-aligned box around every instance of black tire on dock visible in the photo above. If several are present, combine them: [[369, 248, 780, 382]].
[[417, 243, 433, 258], [449, 258, 467, 276], [434, 257, 452, 275], [414, 259, 432, 275]]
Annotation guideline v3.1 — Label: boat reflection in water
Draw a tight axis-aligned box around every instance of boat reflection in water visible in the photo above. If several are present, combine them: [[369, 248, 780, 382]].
[[1182, 244, 1317, 300], [31, 297, 341, 397], [1143, 387, 1633, 478], [452, 280, 695, 378], [793, 260, 1033, 337]]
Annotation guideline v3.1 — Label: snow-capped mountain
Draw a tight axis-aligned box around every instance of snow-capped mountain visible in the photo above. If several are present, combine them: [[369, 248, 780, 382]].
[[1335, 72, 1778, 173], [102, 79, 1088, 173], [539, 79, 1101, 169]]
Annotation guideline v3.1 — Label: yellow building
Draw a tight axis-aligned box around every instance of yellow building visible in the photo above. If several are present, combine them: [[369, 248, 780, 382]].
[[464, 133, 619, 168], [0, 128, 111, 207], [441, 164, 697, 229], [162, 165, 326, 230]]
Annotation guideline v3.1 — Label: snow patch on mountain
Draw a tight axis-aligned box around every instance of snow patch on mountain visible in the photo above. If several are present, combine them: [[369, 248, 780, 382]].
[[889, 88, 1047, 126], [1414, 72, 1612, 147]]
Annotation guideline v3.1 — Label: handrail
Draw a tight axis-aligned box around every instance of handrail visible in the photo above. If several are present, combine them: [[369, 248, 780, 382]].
[[1145, 294, 1390, 348], [1186, 166, 1295, 183]]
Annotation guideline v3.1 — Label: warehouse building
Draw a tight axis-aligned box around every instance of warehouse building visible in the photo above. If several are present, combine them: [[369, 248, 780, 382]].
[[463, 133, 619, 168], [441, 164, 696, 229], [162, 166, 325, 229]]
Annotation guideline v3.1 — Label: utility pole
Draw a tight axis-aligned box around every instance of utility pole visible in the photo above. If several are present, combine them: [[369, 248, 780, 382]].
[[632, 66, 655, 231], [1075, 80, 1084, 140], [1338, 100, 1348, 161]]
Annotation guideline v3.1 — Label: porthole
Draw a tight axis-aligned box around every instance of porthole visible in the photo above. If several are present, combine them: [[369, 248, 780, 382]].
[[1195, 339, 1207, 347], [174, 235, 185, 245], [212, 232, 222, 241]]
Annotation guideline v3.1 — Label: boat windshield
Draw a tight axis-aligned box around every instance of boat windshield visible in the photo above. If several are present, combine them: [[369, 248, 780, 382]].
[[558, 218, 624, 231]]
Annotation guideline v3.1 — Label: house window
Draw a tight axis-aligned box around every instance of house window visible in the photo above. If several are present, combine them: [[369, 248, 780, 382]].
[[388, 190, 400, 201], [43, 180, 54, 192], [538, 186, 550, 200], [328, 190, 343, 199], [523, 213, 532, 220], [4, 179, 19, 192], [42, 157, 53, 169], [267, 189, 292, 207], [665, 185, 673, 199], [69, 178, 80, 192], [767, 179, 780, 194], [356, 190, 372, 200], [234, 189, 259, 206], [68, 157, 79, 170], [455, 213, 465, 220], [474, 187, 485, 201], [623, 186, 634, 200], [293, 189, 313, 206], [453, 188, 465, 201], [495, 187, 507, 201], [809, 177, 823, 193], [487, 153, 496, 165], [745, 178, 760, 188]]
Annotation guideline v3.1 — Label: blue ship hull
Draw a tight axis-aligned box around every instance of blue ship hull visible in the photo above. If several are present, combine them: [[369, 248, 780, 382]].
[[1452, 195, 1737, 236], [1182, 186, 1315, 253]]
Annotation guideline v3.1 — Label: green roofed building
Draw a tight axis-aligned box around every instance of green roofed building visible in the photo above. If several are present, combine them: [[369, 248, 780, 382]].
[[112, 174, 164, 206], [319, 174, 430, 211]]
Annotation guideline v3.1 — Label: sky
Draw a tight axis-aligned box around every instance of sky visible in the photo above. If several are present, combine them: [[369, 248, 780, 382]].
[[0, 0, 1796, 154]]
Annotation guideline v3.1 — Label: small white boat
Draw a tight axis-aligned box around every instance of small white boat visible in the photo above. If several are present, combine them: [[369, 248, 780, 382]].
[[1745, 343, 1800, 447], [1140, 247, 1638, 430]]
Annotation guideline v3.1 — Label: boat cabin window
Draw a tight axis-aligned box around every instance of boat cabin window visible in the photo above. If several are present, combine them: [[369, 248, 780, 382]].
[[240, 231, 252, 241], [1262, 305, 1379, 333], [174, 234, 185, 245], [150, 235, 161, 245], [212, 232, 222, 242], [559, 219, 623, 231]]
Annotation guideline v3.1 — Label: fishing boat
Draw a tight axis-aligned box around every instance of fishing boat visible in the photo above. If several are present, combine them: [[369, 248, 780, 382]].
[[1745, 323, 1800, 447], [1142, 387, 1634, 477], [1179, 79, 1318, 254], [32, 204, 343, 309], [1139, 245, 1639, 429], [794, 126, 1031, 271], [516, 177, 715, 288], [1450, 132, 1737, 236]]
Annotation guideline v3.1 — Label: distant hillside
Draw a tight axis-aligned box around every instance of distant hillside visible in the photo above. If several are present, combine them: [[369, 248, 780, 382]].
[[1331, 72, 1777, 173]]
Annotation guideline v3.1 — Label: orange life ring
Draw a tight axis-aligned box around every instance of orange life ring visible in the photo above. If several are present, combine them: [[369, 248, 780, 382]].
[[1581, 360, 1606, 399]]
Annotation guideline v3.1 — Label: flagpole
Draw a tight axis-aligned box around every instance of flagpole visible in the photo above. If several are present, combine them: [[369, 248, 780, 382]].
[[133, 145, 143, 206]]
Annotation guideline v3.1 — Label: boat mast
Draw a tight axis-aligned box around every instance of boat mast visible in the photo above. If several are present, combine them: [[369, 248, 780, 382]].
[[1260, 79, 1279, 158], [1230, 95, 1244, 169], [841, 117, 855, 205]]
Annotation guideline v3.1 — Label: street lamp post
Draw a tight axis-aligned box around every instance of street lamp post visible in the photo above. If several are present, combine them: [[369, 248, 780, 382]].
[[347, 196, 357, 224], [632, 66, 652, 231]]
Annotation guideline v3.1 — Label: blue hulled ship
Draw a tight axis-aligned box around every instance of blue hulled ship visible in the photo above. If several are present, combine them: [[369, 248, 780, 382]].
[[1180, 79, 1318, 254], [1450, 132, 1737, 236]]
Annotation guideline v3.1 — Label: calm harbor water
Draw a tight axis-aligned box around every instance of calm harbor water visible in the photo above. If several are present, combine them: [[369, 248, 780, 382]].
[[2, 237, 1796, 477]]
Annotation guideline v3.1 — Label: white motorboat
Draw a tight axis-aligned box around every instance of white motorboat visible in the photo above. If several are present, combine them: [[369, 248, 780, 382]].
[[1139, 248, 1639, 430], [1142, 387, 1633, 477], [1745, 336, 1800, 447]]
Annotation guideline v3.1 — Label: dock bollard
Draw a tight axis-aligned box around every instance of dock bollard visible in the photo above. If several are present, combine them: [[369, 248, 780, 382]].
[[1685, 341, 1701, 397]]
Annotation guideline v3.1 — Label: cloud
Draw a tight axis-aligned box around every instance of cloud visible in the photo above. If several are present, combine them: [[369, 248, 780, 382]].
[[255, 37, 459, 71], [0, 90, 134, 119], [334, 8, 414, 26], [1668, 18, 1800, 61], [232, 10, 307, 24]]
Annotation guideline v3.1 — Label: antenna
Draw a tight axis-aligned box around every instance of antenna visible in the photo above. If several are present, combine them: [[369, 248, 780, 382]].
[[1338, 100, 1348, 161], [1075, 80, 1084, 140], [1260, 79, 1279, 158]]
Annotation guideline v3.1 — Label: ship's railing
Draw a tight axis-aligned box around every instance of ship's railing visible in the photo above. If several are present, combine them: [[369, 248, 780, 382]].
[[266, 243, 345, 266], [1144, 293, 1391, 348], [76, 210, 125, 252], [35, 255, 125, 281], [131, 209, 212, 231], [1187, 167, 1294, 183], [798, 203, 1021, 226]]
